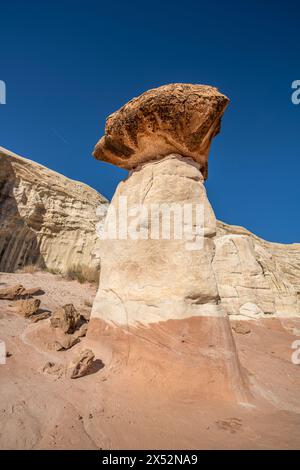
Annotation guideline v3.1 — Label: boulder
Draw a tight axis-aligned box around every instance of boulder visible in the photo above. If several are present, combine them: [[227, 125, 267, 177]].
[[50, 304, 82, 334], [14, 298, 41, 318]]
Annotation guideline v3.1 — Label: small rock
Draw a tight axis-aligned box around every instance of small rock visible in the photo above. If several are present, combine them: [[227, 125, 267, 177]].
[[232, 322, 251, 335], [14, 298, 41, 318], [50, 304, 82, 334], [0, 285, 25, 300], [23, 287, 44, 297], [68, 349, 95, 379], [0, 285, 43, 300]]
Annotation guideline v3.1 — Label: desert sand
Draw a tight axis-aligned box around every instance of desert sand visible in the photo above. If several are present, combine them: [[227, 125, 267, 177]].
[[1, 271, 300, 450]]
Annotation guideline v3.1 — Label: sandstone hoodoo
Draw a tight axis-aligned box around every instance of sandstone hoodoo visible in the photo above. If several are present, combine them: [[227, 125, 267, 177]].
[[90, 84, 248, 402]]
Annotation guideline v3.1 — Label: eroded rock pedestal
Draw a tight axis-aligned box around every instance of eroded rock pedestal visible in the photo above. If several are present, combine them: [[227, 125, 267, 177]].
[[89, 84, 248, 402]]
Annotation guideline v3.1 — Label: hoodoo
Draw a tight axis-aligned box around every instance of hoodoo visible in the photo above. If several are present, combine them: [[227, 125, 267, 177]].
[[89, 84, 248, 402]]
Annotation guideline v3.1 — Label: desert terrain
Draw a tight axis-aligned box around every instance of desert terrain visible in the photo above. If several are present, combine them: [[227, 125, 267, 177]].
[[1, 270, 300, 450], [1, 84, 300, 450]]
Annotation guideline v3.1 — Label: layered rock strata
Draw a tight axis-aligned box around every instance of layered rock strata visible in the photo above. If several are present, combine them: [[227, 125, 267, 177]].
[[0, 147, 108, 273], [214, 221, 300, 318]]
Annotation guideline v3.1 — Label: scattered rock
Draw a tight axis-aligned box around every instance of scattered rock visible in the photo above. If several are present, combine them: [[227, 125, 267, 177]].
[[50, 304, 82, 334], [23, 287, 44, 297], [0, 285, 26, 300], [14, 299, 41, 318], [232, 322, 251, 335], [68, 349, 95, 379], [0, 284, 44, 301], [6, 351, 12, 358]]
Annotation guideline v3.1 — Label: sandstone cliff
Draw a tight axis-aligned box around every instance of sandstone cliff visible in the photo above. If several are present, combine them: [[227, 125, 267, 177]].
[[0, 147, 108, 273], [215, 221, 300, 317]]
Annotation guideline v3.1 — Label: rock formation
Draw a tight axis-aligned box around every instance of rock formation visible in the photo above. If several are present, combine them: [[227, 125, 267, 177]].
[[0, 147, 108, 273], [90, 84, 248, 402], [0, 284, 42, 300], [14, 298, 41, 318], [215, 221, 300, 317], [68, 349, 95, 379], [50, 304, 82, 334], [93, 83, 229, 179]]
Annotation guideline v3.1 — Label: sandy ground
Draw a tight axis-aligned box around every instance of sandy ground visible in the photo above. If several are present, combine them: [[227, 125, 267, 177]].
[[0, 271, 300, 450]]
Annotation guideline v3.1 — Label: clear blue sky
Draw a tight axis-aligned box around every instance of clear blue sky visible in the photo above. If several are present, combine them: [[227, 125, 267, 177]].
[[0, 0, 299, 243]]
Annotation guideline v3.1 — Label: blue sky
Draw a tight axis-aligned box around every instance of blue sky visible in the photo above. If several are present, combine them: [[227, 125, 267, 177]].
[[0, 0, 299, 243]]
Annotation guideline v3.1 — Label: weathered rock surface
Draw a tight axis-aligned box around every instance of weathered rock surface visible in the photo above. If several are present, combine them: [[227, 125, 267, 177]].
[[90, 155, 248, 401], [50, 304, 82, 334], [0, 147, 108, 273], [53, 330, 80, 351], [68, 349, 95, 379], [53, 322, 88, 351], [214, 221, 300, 317], [92, 154, 223, 326], [93, 83, 229, 178], [31, 311, 51, 323], [0, 284, 26, 300], [14, 298, 41, 318], [0, 284, 42, 300]]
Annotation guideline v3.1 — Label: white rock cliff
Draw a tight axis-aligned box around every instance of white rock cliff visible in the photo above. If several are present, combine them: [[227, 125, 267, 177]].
[[0, 147, 108, 273]]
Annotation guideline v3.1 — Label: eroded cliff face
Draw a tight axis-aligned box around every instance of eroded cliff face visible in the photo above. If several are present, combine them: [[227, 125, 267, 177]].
[[214, 221, 300, 317], [0, 147, 108, 273]]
